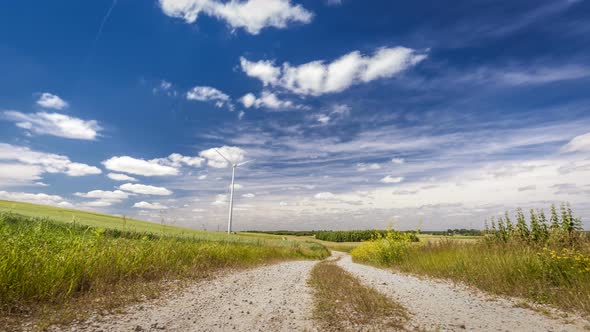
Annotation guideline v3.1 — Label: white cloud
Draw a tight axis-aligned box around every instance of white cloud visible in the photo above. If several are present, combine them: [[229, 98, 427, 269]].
[[107, 173, 138, 182], [239, 58, 280, 85], [186, 86, 231, 108], [357, 163, 382, 171], [199, 146, 246, 168], [239, 91, 303, 110], [36, 93, 68, 110], [83, 200, 116, 207], [159, 0, 313, 34], [561, 132, 590, 153], [77, 189, 131, 208], [240, 46, 427, 95], [75, 190, 130, 200], [133, 201, 168, 210], [314, 192, 335, 199], [380, 175, 404, 183], [153, 80, 177, 96], [0, 144, 102, 181], [242, 193, 255, 198], [3, 111, 101, 140], [120, 183, 173, 196], [391, 158, 405, 164], [0, 163, 44, 186], [0, 190, 71, 207], [192, 208, 205, 212], [65, 163, 102, 176], [102, 156, 179, 176], [197, 174, 207, 180]]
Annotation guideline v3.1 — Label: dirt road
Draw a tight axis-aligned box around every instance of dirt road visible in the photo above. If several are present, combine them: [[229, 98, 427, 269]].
[[57, 253, 588, 332]]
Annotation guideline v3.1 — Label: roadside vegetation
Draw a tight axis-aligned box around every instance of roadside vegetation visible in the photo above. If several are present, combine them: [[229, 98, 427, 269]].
[[351, 203, 590, 315], [309, 259, 409, 331], [0, 212, 328, 328]]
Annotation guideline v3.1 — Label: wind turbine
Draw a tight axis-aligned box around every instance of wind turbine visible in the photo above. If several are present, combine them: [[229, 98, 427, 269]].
[[214, 149, 253, 234]]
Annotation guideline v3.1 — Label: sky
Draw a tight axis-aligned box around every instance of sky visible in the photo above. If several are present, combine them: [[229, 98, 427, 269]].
[[1, 0, 590, 231]]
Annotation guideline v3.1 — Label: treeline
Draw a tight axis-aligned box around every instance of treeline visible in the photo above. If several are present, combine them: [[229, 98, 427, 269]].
[[246, 230, 316, 236], [421, 229, 482, 236], [485, 203, 584, 246], [315, 230, 420, 243]]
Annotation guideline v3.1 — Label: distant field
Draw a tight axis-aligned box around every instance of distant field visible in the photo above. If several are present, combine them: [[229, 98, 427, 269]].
[[0, 200, 322, 249]]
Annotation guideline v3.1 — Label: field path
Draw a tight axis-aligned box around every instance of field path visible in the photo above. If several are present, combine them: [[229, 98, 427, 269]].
[[57, 261, 318, 332], [334, 251, 589, 332]]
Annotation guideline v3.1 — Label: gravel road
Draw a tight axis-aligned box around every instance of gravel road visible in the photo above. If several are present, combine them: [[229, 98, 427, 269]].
[[55, 253, 589, 332], [57, 261, 318, 332], [334, 252, 589, 332]]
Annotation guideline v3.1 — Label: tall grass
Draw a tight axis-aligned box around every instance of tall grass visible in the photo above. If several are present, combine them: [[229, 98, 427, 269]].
[[351, 204, 590, 315], [0, 212, 328, 320]]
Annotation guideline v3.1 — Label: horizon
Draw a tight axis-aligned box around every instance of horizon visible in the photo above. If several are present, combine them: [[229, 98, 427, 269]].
[[1, 0, 590, 231]]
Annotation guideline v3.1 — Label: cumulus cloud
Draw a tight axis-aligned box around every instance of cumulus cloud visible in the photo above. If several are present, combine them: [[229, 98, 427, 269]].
[[0, 163, 44, 186], [0, 144, 102, 181], [75, 189, 131, 207], [242, 193, 255, 198], [380, 175, 404, 183], [0, 190, 71, 207], [199, 146, 246, 168], [561, 132, 590, 153], [240, 47, 427, 95], [120, 183, 173, 196], [65, 163, 102, 176], [239, 91, 304, 110], [133, 201, 168, 210], [186, 86, 232, 109], [102, 156, 182, 176], [36, 93, 68, 110], [107, 173, 138, 182], [75, 190, 130, 200], [391, 158, 405, 164], [3, 111, 102, 140], [158, 0, 313, 34]]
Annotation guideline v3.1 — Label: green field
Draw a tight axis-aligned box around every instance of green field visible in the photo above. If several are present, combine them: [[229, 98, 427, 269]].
[[0, 201, 329, 329], [0, 200, 321, 248]]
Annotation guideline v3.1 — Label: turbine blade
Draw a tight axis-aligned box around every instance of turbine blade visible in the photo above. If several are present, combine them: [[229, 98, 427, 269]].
[[214, 148, 233, 165], [237, 159, 254, 167]]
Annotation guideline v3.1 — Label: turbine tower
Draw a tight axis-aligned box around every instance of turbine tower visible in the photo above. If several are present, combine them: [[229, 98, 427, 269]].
[[214, 149, 252, 234]]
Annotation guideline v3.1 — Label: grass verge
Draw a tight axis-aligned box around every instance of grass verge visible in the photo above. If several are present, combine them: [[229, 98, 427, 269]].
[[308, 259, 409, 331], [352, 239, 590, 316], [0, 212, 328, 329]]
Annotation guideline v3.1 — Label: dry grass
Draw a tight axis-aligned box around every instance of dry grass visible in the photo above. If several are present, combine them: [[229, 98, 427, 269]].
[[309, 260, 409, 331]]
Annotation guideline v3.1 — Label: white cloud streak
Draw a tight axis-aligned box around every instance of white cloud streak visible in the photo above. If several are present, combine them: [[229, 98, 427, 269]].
[[240, 47, 427, 95], [3, 111, 102, 140], [120, 183, 173, 196]]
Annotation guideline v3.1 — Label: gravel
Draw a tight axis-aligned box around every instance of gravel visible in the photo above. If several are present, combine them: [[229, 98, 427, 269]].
[[51, 252, 590, 332], [56, 261, 318, 332], [335, 252, 590, 332]]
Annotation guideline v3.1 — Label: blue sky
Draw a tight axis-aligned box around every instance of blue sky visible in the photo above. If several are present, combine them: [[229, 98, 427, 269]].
[[1, 0, 590, 230]]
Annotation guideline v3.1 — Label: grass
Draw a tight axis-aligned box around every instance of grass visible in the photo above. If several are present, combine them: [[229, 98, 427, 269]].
[[308, 259, 409, 331], [352, 237, 590, 316], [0, 210, 328, 329]]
